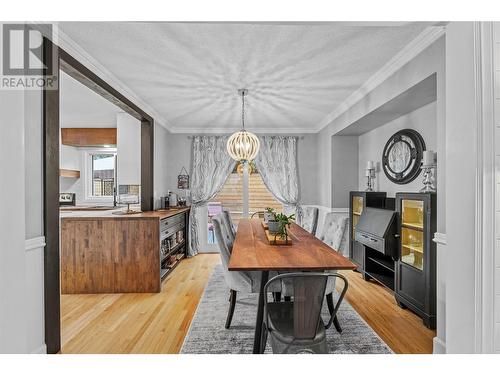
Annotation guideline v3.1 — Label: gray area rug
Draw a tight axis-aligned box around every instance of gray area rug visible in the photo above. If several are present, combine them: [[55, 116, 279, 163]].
[[181, 265, 392, 354]]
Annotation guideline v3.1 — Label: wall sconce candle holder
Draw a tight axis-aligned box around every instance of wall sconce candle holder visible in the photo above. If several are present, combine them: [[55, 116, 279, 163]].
[[365, 168, 375, 192], [419, 164, 436, 193]]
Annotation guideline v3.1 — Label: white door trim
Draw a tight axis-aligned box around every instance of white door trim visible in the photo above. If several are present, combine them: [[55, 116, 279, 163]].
[[472, 21, 496, 353]]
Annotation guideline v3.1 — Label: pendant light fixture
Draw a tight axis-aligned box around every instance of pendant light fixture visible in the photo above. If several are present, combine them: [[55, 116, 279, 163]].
[[227, 89, 260, 162]]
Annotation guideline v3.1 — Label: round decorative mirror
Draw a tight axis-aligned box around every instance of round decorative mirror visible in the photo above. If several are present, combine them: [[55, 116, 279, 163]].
[[382, 129, 425, 184]]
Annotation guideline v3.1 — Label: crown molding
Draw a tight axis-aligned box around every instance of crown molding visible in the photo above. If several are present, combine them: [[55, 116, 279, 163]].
[[168, 126, 318, 134], [48, 23, 173, 131], [313, 26, 446, 133]]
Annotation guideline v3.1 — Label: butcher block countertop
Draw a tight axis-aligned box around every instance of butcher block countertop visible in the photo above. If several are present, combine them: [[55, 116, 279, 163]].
[[60, 206, 190, 220]]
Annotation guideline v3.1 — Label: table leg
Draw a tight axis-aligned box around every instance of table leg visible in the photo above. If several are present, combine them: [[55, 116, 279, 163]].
[[253, 270, 269, 354]]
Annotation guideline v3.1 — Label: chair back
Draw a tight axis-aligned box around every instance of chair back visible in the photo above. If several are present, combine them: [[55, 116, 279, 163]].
[[250, 211, 265, 219], [265, 273, 327, 339], [212, 215, 233, 267], [319, 212, 348, 256], [222, 210, 236, 239], [299, 207, 319, 235]]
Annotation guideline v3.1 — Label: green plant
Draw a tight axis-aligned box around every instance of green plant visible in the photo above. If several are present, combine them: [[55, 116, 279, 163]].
[[265, 207, 275, 214], [274, 213, 296, 240]]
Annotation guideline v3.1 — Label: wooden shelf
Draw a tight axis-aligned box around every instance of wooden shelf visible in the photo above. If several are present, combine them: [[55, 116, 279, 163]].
[[160, 240, 185, 263], [60, 169, 80, 178], [402, 222, 423, 230], [161, 254, 185, 280], [367, 256, 394, 272], [402, 243, 423, 254]]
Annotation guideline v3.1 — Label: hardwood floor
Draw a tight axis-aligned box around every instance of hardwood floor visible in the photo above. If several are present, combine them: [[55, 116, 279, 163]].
[[61, 254, 434, 354], [60, 254, 220, 353], [339, 270, 435, 354]]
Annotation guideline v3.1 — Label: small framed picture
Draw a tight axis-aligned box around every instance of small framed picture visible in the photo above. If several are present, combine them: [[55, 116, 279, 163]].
[[178, 167, 189, 189]]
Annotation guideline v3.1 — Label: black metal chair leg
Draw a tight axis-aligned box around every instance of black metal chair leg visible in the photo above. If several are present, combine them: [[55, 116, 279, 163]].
[[260, 322, 268, 353], [273, 292, 281, 302], [225, 290, 237, 329], [326, 293, 342, 333]]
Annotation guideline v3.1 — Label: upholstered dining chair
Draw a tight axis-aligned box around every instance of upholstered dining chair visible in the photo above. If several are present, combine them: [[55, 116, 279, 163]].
[[261, 272, 349, 354], [298, 206, 319, 235], [212, 214, 280, 329], [221, 210, 236, 240]]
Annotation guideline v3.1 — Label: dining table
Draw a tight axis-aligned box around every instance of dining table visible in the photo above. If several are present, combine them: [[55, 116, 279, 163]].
[[228, 218, 357, 354]]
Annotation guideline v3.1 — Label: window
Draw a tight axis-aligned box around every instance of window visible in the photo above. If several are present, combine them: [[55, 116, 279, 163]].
[[87, 152, 116, 199], [207, 161, 282, 244]]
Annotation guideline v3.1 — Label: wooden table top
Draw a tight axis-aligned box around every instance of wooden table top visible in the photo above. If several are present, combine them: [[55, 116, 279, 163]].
[[228, 219, 356, 271]]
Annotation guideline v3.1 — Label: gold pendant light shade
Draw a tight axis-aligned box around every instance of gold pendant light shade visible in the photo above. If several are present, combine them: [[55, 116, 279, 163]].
[[227, 89, 260, 162], [227, 130, 260, 162]]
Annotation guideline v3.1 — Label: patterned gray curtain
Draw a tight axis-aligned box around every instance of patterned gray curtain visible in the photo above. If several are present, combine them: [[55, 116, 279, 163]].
[[254, 136, 302, 220], [189, 136, 236, 257]]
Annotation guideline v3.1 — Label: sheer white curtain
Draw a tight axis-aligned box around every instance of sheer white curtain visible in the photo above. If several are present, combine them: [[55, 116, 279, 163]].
[[188, 136, 236, 257], [254, 136, 302, 219]]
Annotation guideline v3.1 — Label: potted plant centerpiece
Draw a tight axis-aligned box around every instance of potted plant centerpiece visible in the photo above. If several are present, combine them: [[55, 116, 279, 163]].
[[272, 213, 296, 243], [267, 211, 280, 234], [264, 207, 276, 223]]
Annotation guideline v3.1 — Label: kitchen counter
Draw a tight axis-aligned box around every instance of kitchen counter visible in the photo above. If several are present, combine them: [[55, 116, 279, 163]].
[[60, 206, 190, 294], [60, 206, 190, 220]]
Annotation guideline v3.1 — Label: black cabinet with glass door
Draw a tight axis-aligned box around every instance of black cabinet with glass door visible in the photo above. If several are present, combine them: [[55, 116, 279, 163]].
[[349, 191, 387, 273], [395, 192, 437, 329]]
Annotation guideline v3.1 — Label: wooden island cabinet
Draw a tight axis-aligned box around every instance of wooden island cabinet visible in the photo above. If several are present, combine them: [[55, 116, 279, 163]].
[[61, 207, 190, 294]]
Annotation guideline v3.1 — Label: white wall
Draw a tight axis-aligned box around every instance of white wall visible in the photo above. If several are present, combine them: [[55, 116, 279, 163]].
[[0, 23, 45, 353], [117, 112, 141, 186], [444, 22, 479, 353], [154, 124, 171, 209], [331, 135, 358, 207], [493, 22, 500, 353], [358, 102, 437, 196]]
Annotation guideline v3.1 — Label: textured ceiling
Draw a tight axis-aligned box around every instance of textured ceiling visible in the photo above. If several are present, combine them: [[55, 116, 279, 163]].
[[59, 22, 431, 133], [60, 70, 121, 128]]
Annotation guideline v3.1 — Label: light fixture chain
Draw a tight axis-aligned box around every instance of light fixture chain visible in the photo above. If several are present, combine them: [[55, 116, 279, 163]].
[[241, 91, 245, 130]]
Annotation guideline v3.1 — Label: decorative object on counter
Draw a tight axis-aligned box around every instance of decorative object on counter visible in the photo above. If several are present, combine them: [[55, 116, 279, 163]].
[[382, 129, 426, 185], [178, 196, 187, 207], [365, 160, 375, 191], [113, 185, 141, 215], [419, 150, 436, 193], [178, 167, 190, 189], [169, 191, 178, 207], [264, 207, 276, 223], [163, 195, 170, 209], [227, 89, 260, 162]]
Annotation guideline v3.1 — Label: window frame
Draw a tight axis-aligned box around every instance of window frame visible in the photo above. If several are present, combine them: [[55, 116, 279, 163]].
[[84, 148, 117, 202]]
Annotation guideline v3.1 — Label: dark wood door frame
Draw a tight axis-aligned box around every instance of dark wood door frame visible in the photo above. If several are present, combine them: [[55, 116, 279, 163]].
[[43, 37, 155, 353]]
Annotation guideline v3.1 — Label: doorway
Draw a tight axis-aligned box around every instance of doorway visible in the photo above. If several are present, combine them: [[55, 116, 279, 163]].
[[42, 38, 155, 353]]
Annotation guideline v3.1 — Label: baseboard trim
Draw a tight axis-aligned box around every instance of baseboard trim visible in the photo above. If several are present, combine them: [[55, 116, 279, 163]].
[[433, 337, 446, 354], [31, 343, 47, 354], [25, 236, 46, 252]]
